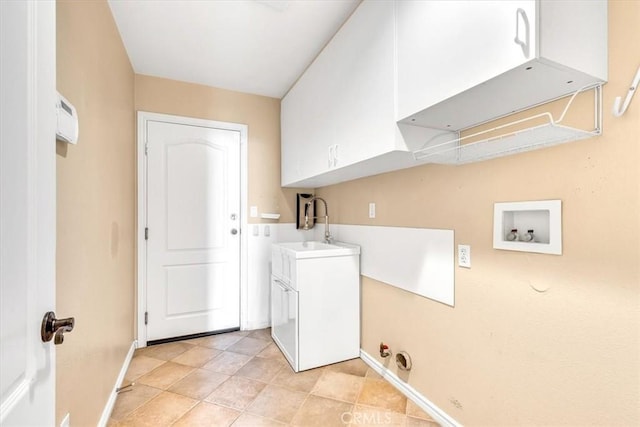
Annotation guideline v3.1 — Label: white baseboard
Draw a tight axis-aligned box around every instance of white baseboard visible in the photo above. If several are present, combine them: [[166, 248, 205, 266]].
[[98, 341, 137, 427], [360, 350, 461, 427]]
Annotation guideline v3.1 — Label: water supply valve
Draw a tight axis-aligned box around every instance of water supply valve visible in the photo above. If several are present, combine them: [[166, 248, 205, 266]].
[[379, 342, 392, 358]]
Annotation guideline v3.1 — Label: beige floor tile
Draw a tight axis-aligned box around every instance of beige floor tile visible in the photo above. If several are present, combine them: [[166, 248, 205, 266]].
[[325, 358, 369, 377], [110, 330, 429, 427], [235, 356, 285, 382], [123, 356, 165, 382], [168, 368, 230, 400], [231, 413, 286, 426], [271, 365, 323, 393], [365, 368, 383, 380], [349, 404, 406, 426], [245, 384, 307, 423], [202, 351, 252, 375], [189, 333, 244, 350], [119, 391, 197, 427], [135, 342, 193, 361], [291, 395, 353, 427], [312, 370, 365, 403], [357, 378, 407, 414], [170, 346, 221, 368], [227, 336, 271, 356], [137, 362, 194, 390], [405, 400, 437, 421], [247, 327, 272, 341], [110, 384, 162, 421], [255, 342, 287, 363], [173, 402, 240, 427], [405, 416, 441, 426], [205, 376, 266, 410]]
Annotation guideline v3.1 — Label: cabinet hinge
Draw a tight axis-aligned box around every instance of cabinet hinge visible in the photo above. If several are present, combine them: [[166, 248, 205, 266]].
[[145, 227, 148, 240], [144, 312, 148, 325]]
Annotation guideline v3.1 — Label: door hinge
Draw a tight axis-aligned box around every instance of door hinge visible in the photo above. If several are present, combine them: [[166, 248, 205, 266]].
[[144, 311, 148, 325], [144, 142, 148, 155], [145, 227, 148, 240]]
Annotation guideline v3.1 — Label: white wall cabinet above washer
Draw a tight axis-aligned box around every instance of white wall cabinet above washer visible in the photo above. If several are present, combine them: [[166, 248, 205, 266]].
[[396, 0, 608, 130]]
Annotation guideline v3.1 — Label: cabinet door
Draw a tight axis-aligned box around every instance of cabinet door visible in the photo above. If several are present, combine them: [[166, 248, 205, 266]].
[[281, 0, 398, 186], [270, 277, 298, 369], [396, 0, 537, 122]]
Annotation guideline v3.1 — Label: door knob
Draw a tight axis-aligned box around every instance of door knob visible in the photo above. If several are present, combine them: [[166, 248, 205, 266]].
[[41, 311, 75, 345], [230, 228, 238, 235]]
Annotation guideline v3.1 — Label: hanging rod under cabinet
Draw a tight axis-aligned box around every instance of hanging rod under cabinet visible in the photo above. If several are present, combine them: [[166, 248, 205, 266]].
[[412, 84, 603, 165]]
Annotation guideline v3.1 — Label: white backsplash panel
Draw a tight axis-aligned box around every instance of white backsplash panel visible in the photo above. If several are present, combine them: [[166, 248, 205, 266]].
[[328, 225, 455, 306]]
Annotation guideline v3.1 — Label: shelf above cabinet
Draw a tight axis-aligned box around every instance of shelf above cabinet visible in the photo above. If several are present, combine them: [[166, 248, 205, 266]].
[[412, 85, 602, 165]]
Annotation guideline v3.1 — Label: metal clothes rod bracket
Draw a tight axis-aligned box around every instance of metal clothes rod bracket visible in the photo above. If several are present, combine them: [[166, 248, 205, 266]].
[[412, 83, 602, 164], [612, 64, 640, 117]]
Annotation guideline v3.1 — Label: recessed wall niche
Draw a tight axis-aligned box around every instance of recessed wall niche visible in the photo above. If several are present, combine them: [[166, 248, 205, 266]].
[[493, 200, 562, 255]]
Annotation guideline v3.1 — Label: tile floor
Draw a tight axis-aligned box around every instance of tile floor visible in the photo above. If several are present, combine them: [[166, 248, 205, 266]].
[[108, 329, 440, 426]]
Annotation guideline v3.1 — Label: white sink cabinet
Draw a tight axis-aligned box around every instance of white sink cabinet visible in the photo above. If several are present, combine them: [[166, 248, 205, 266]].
[[271, 241, 361, 372]]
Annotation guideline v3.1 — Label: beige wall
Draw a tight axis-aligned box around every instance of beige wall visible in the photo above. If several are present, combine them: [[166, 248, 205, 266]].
[[317, 2, 640, 425], [56, 1, 135, 425], [135, 75, 306, 224]]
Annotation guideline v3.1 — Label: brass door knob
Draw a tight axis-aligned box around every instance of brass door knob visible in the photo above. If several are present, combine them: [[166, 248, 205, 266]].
[[41, 311, 75, 345]]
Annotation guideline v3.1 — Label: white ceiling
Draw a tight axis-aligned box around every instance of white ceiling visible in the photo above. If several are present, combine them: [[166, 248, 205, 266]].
[[108, 0, 360, 99]]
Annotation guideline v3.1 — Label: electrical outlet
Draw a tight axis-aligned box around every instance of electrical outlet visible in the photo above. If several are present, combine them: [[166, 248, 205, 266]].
[[458, 244, 471, 268], [369, 202, 376, 218]]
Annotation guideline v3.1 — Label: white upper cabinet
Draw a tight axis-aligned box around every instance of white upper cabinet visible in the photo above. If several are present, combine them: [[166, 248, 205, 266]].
[[281, 1, 451, 188], [282, 0, 397, 187], [396, 0, 607, 130]]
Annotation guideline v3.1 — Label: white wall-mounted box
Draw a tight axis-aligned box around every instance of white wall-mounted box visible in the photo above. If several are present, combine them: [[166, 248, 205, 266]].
[[55, 92, 79, 144], [493, 200, 562, 255]]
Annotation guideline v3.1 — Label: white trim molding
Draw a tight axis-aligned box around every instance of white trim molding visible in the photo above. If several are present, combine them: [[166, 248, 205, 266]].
[[360, 350, 461, 427], [136, 111, 249, 346], [98, 341, 137, 427]]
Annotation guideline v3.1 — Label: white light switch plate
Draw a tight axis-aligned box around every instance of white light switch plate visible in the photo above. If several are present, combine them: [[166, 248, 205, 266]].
[[369, 202, 376, 218], [458, 244, 471, 268], [250, 206, 258, 218]]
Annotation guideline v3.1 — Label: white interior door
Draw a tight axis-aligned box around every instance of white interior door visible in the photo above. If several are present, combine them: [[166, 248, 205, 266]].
[[0, 1, 56, 425], [146, 120, 241, 341]]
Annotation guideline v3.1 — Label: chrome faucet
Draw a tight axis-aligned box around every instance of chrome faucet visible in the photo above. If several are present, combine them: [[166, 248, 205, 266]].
[[303, 196, 332, 243]]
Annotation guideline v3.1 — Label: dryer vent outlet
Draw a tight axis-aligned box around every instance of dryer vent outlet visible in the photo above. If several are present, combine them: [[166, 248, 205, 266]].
[[395, 351, 412, 371]]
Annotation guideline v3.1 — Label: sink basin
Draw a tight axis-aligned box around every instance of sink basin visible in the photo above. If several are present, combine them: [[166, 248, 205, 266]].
[[276, 241, 360, 259]]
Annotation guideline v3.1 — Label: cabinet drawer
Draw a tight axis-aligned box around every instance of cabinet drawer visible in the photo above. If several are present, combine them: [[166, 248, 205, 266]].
[[271, 246, 295, 285]]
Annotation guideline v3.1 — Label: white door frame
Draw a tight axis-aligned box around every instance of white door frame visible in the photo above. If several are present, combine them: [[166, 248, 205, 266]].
[[136, 111, 248, 347]]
